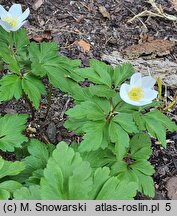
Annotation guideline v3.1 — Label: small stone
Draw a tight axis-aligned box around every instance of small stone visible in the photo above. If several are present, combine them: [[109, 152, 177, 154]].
[[46, 122, 57, 143]]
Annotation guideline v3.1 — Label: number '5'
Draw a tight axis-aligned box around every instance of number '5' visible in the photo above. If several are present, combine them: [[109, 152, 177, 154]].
[[165, 203, 171, 211]]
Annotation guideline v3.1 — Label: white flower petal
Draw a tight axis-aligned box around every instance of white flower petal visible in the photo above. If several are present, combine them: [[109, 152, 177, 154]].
[[11, 21, 26, 31], [130, 72, 142, 87], [9, 4, 22, 17], [143, 88, 158, 101], [120, 83, 130, 98], [0, 5, 8, 19], [142, 76, 156, 89], [0, 19, 12, 32], [19, 8, 30, 22]]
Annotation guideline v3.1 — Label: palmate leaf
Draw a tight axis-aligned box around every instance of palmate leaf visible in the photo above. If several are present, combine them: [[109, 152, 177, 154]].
[[113, 63, 134, 87], [0, 114, 28, 152], [29, 42, 82, 90], [14, 185, 41, 200], [41, 142, 93, 200], [40, 142, 137, 200], [89, 84, 116, 99], [13, 28, 29, 54], [0, 181, 22, 200], [109, 119, 130, 160], [0, 47, 20, 74], [22, 74, 46, 109], [111, 133, 155, 197], [113, 113, 138, 134], [79, 121, 106, 152], [75, 59, 113, 87], [14, 139, 55, 183], [142, 110, 177, 147], [0, 74, 22, 101], [0, 157, 25, 200]]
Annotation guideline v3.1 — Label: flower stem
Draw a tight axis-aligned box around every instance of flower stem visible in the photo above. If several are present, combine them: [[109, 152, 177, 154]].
[[24, 93, 35, 121], [45, 83, 53, 119]]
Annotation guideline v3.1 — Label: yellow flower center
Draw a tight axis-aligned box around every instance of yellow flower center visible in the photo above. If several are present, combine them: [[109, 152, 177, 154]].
[[3, 16, 18, 27], [128, 87, 144, 101]]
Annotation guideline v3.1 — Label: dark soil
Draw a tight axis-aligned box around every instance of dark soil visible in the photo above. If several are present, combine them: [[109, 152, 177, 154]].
[[0, 0, 177, 200]]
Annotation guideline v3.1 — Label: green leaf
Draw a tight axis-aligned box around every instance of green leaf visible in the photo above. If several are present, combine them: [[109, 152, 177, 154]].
[[130, 133, 152, 160], [14, 185, 41, 200], [143, 116, 166, 147], [132, 169, 155, 197], [13, 28, 29, 53], [133, 112, 146, 131], [15, 139, 54, 183], [0, 47, 20, 74], [109, 120, 129, 160], [89, 85, 116, 99], [75, 60, 112, 87], [0, 26, 13, 48], [0, 74, 22, 101], [95, 177, 137, 200], [0, 114, 28, 152], [0, 181, 22, 200], [66, 101, 106, 121], [113, 113, 138, 133], [113, 63, 134, 87], [131, 160, 155, 176], [41, 142, 93, 199], [79, 148, 116, 169], [79, 121, 106, 152], [0, 157, 25, 178], [145, 110, 177, 132], [22, 74, 46, 109]]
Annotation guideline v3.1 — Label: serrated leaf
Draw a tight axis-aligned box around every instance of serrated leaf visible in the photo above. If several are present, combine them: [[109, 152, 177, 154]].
[[79, 121, 106, 152], [0, 181, 22, 200], [143, 116, 166, 147], [15, 139, 54, 183], [89, 84, 116, 98], [80, 148, 116, 169], [0, 114, 28, 152], [113, 113, 138, 133], [145, 110, 177, 132], [109, 120, 129, 160], [96, 177, 137, 200], [0, 47, 20, 74], [66, 101, 106, 121], [133, 112, 146, 131], [41, 142, 93, 199], [22, 74, 46, 109], [131, 160, 155, 176], [113, 63, 134, 87], [130, 133, 152, 160], [13, 28, 29, 53], [0, 74, 22, 101], [132, 169, 155, 197], [75, 60, 112, 87], [0, 157, 25, 178], [14, 185, 41, 200]]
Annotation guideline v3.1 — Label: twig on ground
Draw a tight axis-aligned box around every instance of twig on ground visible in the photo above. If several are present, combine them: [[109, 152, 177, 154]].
[[59, 97, 71, 120]]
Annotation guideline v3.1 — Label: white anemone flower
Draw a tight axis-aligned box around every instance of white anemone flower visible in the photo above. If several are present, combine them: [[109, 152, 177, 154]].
[[0, 4, 30, 32], [120, 73, 158, 106]]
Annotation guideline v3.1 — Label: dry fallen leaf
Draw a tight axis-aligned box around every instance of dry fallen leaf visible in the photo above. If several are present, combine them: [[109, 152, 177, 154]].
[[99, 6, 111, 19], [166, 176, 177, 199], [171, 0, 177, 12], [77, 39, 91, 53], [33, 0, 44, 10]]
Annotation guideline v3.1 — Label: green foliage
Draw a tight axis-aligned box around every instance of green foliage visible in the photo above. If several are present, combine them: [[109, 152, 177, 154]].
[[0, 157, 25, 199], [22, 74, 46, 109], [0, 114, 28, 152], [0, 74, 22, 101], [143, 110, 177, 147], [13, 139, 54, 184], [0, 26, 177, 200], [40, 142, 137, 200], [111, 133, 155, 197]]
